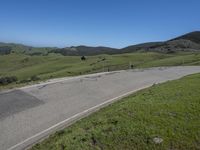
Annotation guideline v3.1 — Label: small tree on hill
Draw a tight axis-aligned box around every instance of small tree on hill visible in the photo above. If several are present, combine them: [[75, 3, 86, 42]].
[[81, 56, 86, 61]]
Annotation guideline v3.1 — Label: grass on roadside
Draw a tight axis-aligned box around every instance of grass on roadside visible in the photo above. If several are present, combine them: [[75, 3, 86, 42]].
[[31, 73, 200, 150]]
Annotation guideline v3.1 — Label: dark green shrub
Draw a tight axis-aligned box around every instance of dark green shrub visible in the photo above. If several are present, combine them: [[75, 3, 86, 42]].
[[81, 56, 86, 61], [0, 76, 18, 85]]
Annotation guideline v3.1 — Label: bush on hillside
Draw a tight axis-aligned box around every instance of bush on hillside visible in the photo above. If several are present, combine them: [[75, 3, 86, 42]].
[[81, 56, 86, 61], [0, 76, 18, 85]]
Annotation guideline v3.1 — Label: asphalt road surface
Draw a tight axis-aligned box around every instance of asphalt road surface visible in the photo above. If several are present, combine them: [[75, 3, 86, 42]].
[[1, 66, 200, 150]]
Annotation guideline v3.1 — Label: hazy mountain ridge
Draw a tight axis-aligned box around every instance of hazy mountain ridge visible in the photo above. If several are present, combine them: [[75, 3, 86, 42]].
[[0, 31, 200, 56], [51, 46, 119, 56], [0, 42, 55, 55]]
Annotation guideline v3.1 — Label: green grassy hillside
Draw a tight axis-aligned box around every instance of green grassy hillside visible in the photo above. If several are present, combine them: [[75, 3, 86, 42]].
[[31, 73, 200, 150], [1, 52, 200, 89]]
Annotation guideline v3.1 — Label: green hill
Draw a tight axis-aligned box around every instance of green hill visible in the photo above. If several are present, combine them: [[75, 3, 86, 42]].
[[1, 52, 200, 90], [121, 32, 200, 53], [0, 42, 55, 55]]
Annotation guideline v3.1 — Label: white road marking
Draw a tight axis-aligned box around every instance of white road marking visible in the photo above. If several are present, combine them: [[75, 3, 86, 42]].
[[7, 85, 151, 150]]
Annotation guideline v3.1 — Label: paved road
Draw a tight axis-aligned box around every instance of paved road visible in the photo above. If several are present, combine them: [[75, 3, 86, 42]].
[[1, 66, 200, 150]]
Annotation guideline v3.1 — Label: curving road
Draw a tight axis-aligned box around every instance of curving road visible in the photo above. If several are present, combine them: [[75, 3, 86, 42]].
[[1, 66, 200, 150]]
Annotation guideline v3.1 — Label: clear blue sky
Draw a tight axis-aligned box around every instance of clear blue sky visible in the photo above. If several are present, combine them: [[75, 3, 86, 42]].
[[0, 0, 200, 48]]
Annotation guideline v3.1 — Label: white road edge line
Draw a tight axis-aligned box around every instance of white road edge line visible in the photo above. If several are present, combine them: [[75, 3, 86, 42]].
[[7, 84, 152, 150]]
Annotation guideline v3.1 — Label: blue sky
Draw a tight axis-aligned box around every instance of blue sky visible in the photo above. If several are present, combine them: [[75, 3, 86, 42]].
[[0, 0, 200, 48]]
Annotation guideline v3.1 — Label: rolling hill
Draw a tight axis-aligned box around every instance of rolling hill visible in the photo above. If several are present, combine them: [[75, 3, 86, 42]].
[[0, 42, 55, 55], [170, 31, 200, 44], [0, 31, 200, 56], [121, 31, 200, 53]]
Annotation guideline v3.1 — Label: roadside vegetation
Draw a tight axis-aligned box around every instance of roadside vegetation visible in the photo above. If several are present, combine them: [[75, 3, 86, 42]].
[[0, 76, 18, 85], [31, 73, 200, 150], [0, 52, 200, 90]]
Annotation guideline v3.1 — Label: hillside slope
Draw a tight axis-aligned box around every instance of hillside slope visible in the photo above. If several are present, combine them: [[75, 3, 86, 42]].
[[0, 42, 55, 55], [1, 52, 200, 90], [121, 32, 200, 53], [170, 31, 200, 44]]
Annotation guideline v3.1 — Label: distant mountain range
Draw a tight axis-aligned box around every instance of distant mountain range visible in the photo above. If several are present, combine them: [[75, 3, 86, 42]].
[[0, 31, 200, 56]]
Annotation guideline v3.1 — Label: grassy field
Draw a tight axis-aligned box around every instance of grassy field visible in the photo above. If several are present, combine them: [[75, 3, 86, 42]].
[[31, 73, 200, 150], [1, 52, 200, 89]]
